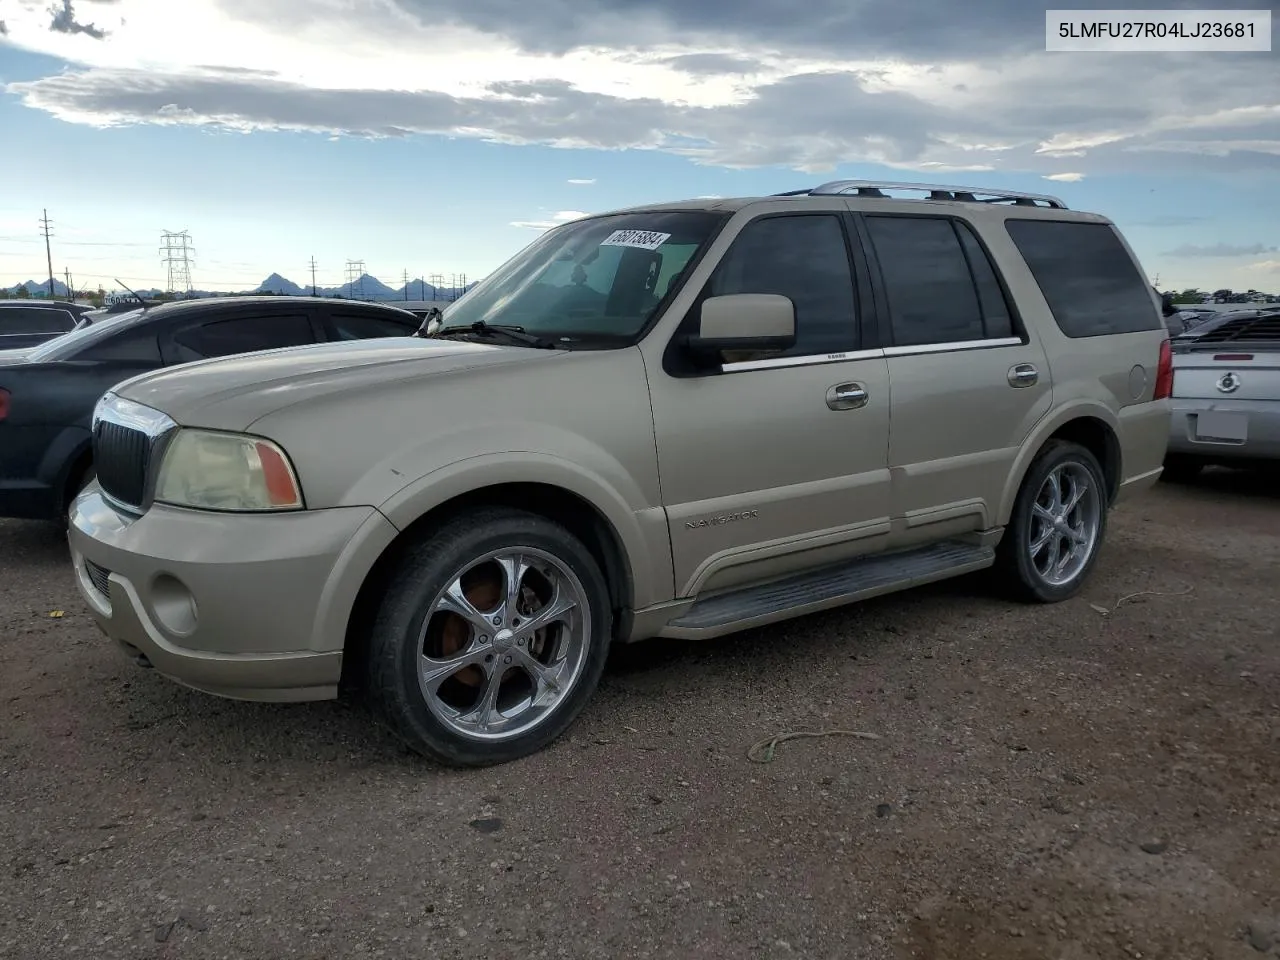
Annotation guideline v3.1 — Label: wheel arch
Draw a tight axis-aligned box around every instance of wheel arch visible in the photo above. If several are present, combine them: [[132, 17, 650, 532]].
[[999, 404, 1122, 525], [339, 479, 640, 694]]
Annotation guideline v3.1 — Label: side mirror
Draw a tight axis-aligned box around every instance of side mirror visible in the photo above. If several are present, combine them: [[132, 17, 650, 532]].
[[686, 293, 796, 362]]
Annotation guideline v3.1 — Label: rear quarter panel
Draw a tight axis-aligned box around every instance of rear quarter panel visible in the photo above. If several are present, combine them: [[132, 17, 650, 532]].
[[978, 212, 1170, 519]]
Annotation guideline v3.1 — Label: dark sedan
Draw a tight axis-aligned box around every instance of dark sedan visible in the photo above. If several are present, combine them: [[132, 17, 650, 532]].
[[0, 301, 92, 350], [0, 295, 423, 522]]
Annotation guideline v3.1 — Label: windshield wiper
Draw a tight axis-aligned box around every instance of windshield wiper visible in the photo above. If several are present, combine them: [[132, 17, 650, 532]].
[[435, 320, 559, 349]]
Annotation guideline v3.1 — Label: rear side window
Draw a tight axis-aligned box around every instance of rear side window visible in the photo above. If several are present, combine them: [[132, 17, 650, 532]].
[[864, 216, 1015, 347], [0, 307, 75, 335], [170, 313, 315, 362], [327, 311, 418, 340], [75, 329, 163, 363], [1005, 219, 1161, 338]]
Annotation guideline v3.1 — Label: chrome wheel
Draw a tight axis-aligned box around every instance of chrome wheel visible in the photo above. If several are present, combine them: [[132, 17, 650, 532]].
[[1028, 462, 1101, 586], [416, 547, 591, 742]]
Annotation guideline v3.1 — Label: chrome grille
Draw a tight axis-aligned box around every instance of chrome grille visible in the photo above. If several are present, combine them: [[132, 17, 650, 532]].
[[93, 419, 153, 508]]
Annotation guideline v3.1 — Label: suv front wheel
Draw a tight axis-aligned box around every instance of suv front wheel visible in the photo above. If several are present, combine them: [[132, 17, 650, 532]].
[[366, 507, 612, 766], [996, 439, 1109, 603]]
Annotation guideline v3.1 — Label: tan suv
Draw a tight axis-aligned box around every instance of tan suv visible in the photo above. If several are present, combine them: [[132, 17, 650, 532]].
[[68, 180, 1172, 766]]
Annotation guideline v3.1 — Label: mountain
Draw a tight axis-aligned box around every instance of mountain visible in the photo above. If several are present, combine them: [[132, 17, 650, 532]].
[[2, 273, 479, 303], [3, 279, 71, 297], [255, 273, 306, 296]]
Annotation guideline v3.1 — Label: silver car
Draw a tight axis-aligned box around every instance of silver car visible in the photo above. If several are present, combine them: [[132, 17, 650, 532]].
[[1164, 308, 1280, 479]]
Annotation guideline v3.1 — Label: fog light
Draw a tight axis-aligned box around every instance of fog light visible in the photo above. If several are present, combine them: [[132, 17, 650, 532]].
[[150, 573, 198, 637]]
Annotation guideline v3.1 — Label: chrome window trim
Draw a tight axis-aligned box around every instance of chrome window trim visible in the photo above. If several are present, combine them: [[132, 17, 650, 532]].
[[719, 336, 1023, 371], [883, 336, 1022, 357], [722, 348, 884, 372]]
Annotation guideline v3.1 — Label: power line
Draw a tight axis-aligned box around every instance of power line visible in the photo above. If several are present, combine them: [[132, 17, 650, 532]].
[[38, 210, 55, 298], [159, 230, 195, 295]]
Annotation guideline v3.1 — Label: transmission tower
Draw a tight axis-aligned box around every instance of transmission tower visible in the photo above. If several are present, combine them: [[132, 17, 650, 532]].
[[159, 230, 195, 295], [308, 257, 318, 296], [344, 260, 365, 299], [428, 273, 445, 300]]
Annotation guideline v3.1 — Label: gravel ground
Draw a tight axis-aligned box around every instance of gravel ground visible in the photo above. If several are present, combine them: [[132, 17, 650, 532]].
[[1, 471, 1277, 960]]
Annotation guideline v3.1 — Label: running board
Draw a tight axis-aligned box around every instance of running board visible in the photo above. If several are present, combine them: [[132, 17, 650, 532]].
[[660, 540, 995, 639]]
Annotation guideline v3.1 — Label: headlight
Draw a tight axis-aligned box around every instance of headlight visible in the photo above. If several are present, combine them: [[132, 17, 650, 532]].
[[155, 429, 304, 512]]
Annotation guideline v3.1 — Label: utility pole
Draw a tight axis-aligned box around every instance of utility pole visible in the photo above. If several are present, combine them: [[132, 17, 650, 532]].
[[309, 257, 318, 296], [402, 269, 409, 300], [39, 209, 55, 298], [64, 268, 73, 300]]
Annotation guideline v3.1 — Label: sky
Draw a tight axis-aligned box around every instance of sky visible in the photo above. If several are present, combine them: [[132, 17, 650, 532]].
[[0, 0, 1277, 295]]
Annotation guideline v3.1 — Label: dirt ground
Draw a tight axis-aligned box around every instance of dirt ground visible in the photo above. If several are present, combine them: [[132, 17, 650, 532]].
[[1, 470, 1277, 960]]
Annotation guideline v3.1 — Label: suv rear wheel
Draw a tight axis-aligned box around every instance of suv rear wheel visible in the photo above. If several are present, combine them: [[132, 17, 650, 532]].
[[996, 439, 1109, 603], [366, 507, 612, 766]]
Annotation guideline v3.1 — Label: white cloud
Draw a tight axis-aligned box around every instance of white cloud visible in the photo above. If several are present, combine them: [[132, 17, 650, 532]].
[[1043, 172, 1084, 182], [0, 0, 1276, 177], [509, 209, 589, 229], [567, 178, 596, 184]]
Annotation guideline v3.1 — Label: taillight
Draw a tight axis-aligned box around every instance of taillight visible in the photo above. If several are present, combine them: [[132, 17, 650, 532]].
[[0, 388, 9, 421], [1153, 339, 1173, 400]]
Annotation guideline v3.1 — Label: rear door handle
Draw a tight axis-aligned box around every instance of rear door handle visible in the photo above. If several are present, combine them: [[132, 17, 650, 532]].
[[827, 382, 868, 410], [1008, 363, 1039, 388]]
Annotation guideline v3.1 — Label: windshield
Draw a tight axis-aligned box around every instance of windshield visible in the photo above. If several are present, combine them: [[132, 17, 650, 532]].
[[26, 308, 145, 361], [438, 210, 728, 342]]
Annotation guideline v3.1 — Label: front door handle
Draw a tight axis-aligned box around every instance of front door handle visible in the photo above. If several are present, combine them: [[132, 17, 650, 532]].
[[827, 382, 868, 410], [1008, 363, 1039, 388]]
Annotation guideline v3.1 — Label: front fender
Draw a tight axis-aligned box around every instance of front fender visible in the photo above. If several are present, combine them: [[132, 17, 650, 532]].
[[996, 399, 1121, 525], [376, 451, 673, 610]]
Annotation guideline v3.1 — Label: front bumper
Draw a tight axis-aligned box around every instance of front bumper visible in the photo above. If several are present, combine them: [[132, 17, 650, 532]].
[[68, 486, 398, 702], [1167, 397, 1280, 462]]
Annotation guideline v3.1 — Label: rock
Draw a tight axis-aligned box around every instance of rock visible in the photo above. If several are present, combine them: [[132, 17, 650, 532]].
[[468, 818, 503, 834], [1245, 922, 1275, 953], [875, 804, 892, 818], [154, 921, 175, 943], [1139, 840, 1168, 855]]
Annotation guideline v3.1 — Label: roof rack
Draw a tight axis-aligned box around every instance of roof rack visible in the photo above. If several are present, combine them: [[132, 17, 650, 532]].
[[772, 179, 1068, 209]]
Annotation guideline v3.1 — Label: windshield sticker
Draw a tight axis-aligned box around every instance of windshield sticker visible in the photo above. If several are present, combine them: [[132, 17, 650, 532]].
[[600, 229, 671, 251]]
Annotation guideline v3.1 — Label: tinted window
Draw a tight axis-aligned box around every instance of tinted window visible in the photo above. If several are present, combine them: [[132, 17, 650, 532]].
[[0, 307, 75, 335], [955, 221, 1014, 339], [74, 329, 163, 363], [328, 311, 418, 340], [1005, 219, 1162, 338], [171, 314, 314, 362], [707, 214, 857, 356], [865, 216, 986, 346]]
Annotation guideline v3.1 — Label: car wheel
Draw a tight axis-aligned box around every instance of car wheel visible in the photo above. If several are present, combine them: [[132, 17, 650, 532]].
[[996, 439, 1109, 604], [366, 507, 612, 767], [1160, 455, 1204, 483]]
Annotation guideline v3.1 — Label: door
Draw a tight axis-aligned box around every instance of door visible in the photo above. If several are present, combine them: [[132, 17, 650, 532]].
[[649, 209, 893, 598], [856, 213, 1053, 541]]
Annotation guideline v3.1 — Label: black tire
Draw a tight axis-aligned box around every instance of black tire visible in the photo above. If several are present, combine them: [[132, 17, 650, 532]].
[[1160, 455, 1204, 483], [366, 507, 613, 767], [995, 439, 1109, 604]]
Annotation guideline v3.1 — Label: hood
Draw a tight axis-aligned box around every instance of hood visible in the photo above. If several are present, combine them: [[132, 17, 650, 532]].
[[114, 336, 566, 428]]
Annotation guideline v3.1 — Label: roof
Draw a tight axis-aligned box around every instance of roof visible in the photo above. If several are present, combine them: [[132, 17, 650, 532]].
[[586, 178, 1108, 222], [144, 295, 418, 317]]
